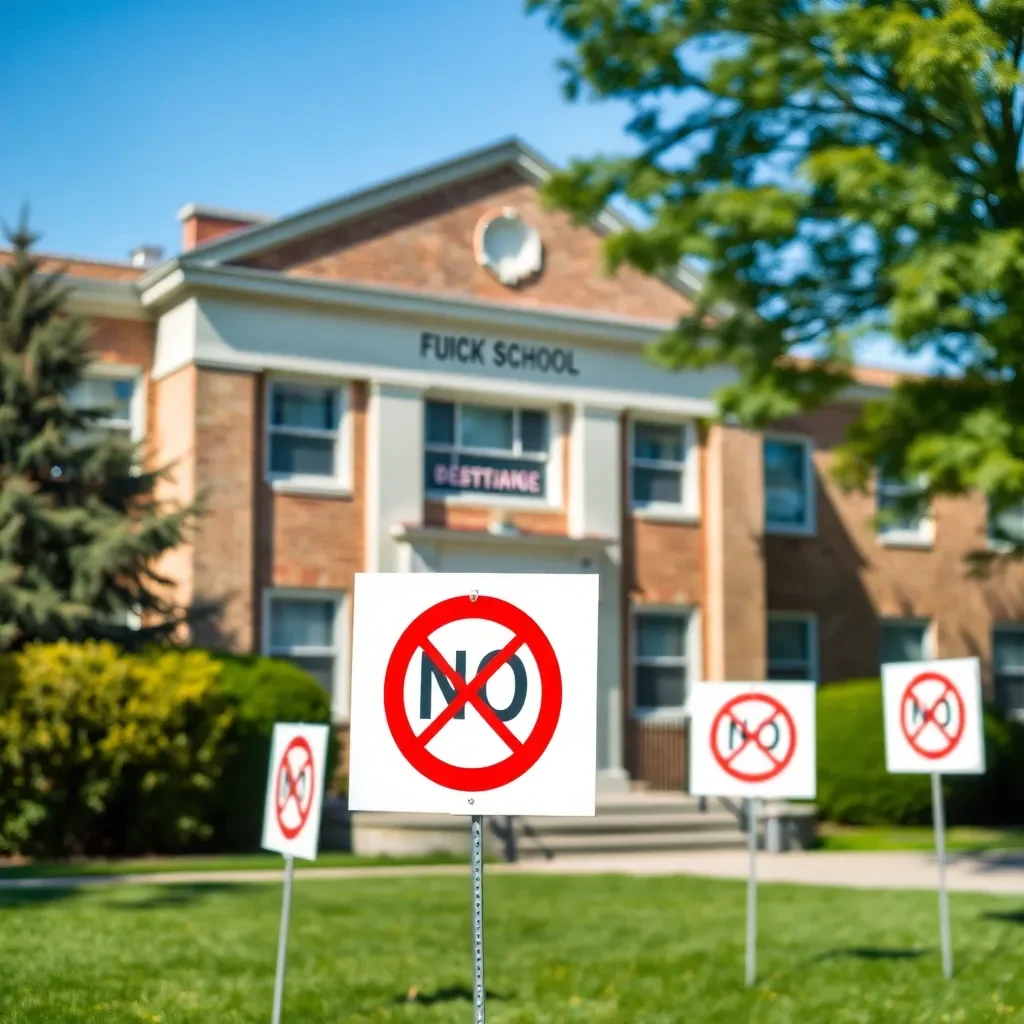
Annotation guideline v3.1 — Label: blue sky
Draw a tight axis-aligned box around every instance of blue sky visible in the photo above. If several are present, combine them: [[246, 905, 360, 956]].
[[0, 0, 630, 262], [0, 0, 916, 370]]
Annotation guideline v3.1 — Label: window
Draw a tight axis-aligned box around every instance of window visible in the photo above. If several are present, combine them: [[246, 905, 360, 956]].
[[877, 467, 930, 544], [989, 500, 1024, 548], [767, 614, 816, 681], [633, 609, 693, 715], [993, 628, 1024, 721], [764, 437, 814, 534], [67, 372, 140, 442], [880, 619, 931, 665], [266, 590, 344, 706], [425, 400, 552, 501], [630, 420, 696, 516], [267, 381, 347, 490]]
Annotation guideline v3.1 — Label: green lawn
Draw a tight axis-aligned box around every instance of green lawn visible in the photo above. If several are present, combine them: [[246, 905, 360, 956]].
[[818, 825, 1024, 853], [0, 852, 462, 880], [2, 873, 1024, 1021]]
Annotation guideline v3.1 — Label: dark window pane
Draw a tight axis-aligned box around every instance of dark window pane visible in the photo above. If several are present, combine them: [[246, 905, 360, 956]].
[[425, 451, 546, 498], [272, 385, 336, 430], [271, 599, 335, 649], [633, 466, 683, 505], [764, 440, 809, 526], [636, 665, 686, 709], [994, 631, 1024, 673], [767, 666, 806, 681], [881, 623, 926, 664], [270, 435, 335, 476], [425, 401, 455, 445], [460, 405, 514, 450], [768, 620, 809, 662], [878, 489, 925, 533], [637, 614, 686, 658], [633, 422, 683, 462], [288, 655, 335, 693], [520, 410, 548, 453]]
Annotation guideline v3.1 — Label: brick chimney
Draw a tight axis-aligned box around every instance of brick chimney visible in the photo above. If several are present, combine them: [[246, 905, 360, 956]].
[[177, 203, 272, 252]]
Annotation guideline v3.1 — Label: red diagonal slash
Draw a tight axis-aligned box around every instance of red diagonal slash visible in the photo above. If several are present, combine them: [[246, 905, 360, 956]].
[[724, 708, 784, 767], [415, 633, 525, 753], [908, 681, 955, 743], [280, 751, 312, 813]]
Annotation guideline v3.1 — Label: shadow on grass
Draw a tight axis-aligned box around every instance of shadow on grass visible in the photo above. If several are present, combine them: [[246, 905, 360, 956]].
[[107, 883, 246, 910], [395, 985, 511, 1007], [982, 908, 1024, 925], [811, 946, 930, 963], [0, 886, 83, 909]]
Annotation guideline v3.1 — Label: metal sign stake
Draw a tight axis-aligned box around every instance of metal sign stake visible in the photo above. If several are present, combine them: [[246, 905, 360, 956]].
[[931, 772, 953, 979], [745, 797, 759, 989], [271, 854, 296, 1024], [471, 814, 486, 1023]]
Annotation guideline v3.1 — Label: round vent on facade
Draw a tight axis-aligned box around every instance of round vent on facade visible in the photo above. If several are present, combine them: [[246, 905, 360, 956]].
[[474, 208, 543, 286]]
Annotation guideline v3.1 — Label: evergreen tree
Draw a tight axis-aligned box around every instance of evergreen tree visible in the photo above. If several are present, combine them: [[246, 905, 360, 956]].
[[531, 0, 1024, 550], [0, 219, 197, 649]]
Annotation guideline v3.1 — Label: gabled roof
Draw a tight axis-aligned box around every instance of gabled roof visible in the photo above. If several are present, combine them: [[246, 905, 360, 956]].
[[179, 136, 702, 297]]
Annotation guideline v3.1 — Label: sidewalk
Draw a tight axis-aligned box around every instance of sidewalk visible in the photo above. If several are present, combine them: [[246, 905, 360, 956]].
[[4, 849, 1024, 895]]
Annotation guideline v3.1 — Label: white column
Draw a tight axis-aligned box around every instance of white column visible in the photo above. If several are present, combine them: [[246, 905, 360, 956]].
[[568, 404, 629, 793], [365, 383, 424, 573]]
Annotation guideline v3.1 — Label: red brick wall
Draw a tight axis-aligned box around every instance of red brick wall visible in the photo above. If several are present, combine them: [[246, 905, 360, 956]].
[[768, 404, 1024, 687], [238, 169, 692, 322]]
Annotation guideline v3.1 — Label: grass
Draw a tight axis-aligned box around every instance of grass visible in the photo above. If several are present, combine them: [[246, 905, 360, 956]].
[[0, 851, 463, 880], [2, 873, 1024, 1021], [817, 825, 1024, 853]]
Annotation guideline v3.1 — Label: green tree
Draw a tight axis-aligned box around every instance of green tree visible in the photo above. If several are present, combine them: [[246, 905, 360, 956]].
[[530, 0, 1024, 544], [0, 220, 197, 649]]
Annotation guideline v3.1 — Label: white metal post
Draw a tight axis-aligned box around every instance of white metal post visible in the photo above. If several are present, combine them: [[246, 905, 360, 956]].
[[271, 855, 295, 1024], [471, 815, 486, 1023], [746, 797, 759, 988], [931, 773, 953, 979]]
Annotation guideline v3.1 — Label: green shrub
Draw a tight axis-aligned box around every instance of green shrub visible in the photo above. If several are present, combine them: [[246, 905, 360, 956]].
[[817, 679, 1024, 826], [0, 641, 234, 856], [211, 654, 334, 851]]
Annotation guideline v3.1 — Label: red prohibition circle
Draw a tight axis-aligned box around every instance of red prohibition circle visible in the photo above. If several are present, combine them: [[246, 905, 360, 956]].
[[900, 672, 965, 759], [383, 594, 562, 792], [275, 736, 315, 840], [710, 693, 797, 783]]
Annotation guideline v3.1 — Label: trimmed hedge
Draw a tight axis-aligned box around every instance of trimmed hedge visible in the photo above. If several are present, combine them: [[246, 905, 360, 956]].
[[213, 653, 334, 851], [817, 679, 1024, 826], [0, 642, 333, 857]]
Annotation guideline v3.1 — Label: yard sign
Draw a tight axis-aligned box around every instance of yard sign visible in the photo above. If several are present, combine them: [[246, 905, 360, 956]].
[[689, 682, 817, 800], [261, 722, 330, 862], [348, 572, 599, 817]]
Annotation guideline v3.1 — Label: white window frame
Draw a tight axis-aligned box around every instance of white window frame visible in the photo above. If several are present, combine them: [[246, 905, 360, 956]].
[[262, 587, 350, 722], [265, 377, 352, 497], [766, 612, 818, 683], [763, 433, 816, 536], [73, 363, 146, 443], [423, 394, 563, 509], [630, 604, 702, 721], [879, 617, 934, 666], [993, 624, 1024, 722], [876, 470, 933, 548], [628, 417, 700, 522]]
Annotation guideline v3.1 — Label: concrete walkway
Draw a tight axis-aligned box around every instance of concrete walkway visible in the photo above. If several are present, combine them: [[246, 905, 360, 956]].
[[4, 849, 1024, 896]]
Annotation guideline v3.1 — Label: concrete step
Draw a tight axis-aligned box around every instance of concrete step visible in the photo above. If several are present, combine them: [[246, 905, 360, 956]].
[[513, 828, 748, 859]]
